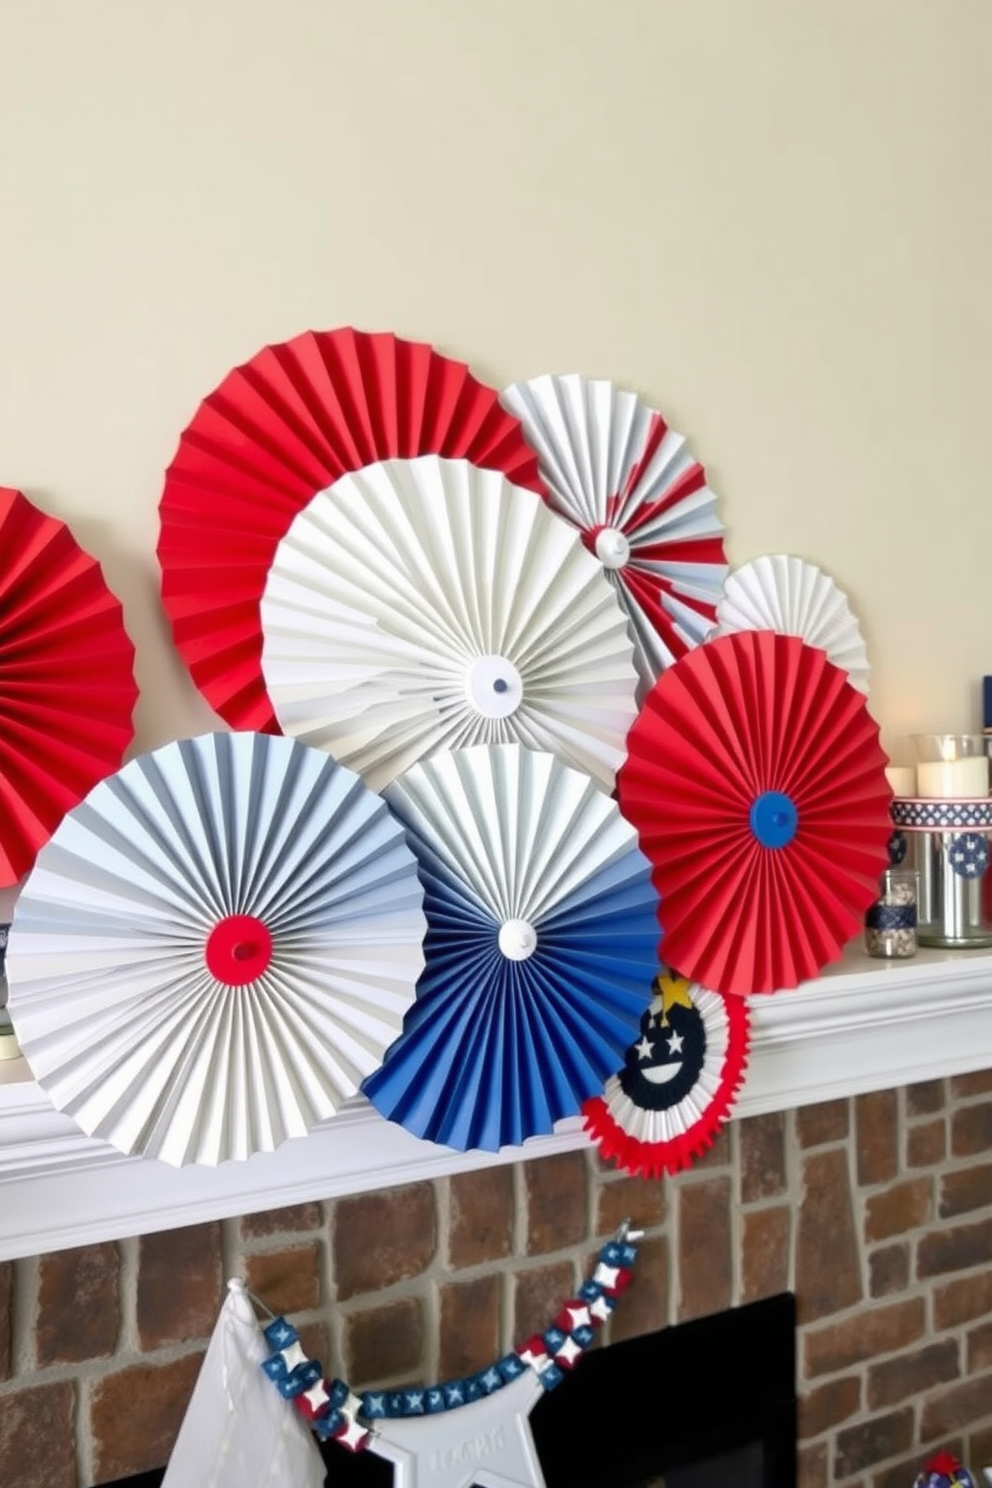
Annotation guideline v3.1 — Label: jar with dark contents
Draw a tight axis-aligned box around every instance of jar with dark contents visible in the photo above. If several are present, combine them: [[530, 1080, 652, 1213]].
[[865, 869, 918, 958]]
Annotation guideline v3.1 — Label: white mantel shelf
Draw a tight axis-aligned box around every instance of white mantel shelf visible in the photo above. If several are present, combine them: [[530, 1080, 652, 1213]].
[[2, 943, 992, 1263]]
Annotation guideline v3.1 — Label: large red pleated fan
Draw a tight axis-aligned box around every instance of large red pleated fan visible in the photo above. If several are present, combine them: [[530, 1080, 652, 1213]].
[[617, 630, 892, 995], [157, 327, 545, 732], [0, 487, 137, 886]]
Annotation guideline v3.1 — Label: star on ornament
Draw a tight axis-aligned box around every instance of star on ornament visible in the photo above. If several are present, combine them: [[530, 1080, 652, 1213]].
[[635, 1035, 654, 1060], [367, 1368, 548, 1488], [666, 1029, 684, 1054], [652, 969, 693, 1022]]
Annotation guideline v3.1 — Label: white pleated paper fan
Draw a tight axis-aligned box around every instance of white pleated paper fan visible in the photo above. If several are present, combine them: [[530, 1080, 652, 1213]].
[[500, 373, 728, 696], [259, 454, 639, 791], [713, 555, 870, 693], [363, 743, 661, 1151], [6, 732, 427, 1166]]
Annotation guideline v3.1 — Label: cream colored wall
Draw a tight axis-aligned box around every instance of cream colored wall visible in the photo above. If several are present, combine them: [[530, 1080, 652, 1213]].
[[1, 0, 990, 767]]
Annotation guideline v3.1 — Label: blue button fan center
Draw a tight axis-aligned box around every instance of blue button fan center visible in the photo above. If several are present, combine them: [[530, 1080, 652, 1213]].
[[749, 791, 798, 849]]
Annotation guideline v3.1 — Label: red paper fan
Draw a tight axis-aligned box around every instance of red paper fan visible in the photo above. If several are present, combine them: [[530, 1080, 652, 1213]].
[[0, 487, 137, 887], [157, 328, 545, 731], [582, 969, 749, 1177], [617, 631, 892, 995]]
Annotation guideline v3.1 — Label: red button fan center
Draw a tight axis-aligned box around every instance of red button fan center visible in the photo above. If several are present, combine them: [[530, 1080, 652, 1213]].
[[206, 915, 273, 985]]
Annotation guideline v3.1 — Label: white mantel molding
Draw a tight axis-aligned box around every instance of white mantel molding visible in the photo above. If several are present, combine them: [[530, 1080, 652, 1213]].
[[2, 943, 991, 1262]]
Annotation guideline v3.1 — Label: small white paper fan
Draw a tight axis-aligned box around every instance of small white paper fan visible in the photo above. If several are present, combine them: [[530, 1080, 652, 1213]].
[[500, 372, 728, 696], [713, 554, 870, 693], [260, 454, 639, 791], [6, 732, 426, 1166]]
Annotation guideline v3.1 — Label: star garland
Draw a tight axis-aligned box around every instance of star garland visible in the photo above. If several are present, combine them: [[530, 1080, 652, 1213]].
[[259, 1225, 641, 1454]]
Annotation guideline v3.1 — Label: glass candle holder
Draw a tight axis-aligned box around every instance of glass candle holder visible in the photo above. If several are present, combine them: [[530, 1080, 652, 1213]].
[[864, 868, 918, 959], [912, 734, 989, 799]]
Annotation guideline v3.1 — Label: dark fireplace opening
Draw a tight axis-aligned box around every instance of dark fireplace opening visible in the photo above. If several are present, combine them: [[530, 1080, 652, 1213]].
[[98, 1293, 796, 1488]]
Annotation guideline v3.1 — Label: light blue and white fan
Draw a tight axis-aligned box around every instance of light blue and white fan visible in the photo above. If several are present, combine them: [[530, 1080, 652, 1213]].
[[7, 732, 426, 1165], [363, 743, 661, 1152]]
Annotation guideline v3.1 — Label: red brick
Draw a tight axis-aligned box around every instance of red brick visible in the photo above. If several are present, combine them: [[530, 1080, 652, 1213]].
[[342, 1299, 423, 1388], [594, 1174, 665, 1235], [906, 1079, 945, 1116], [967, 1318, 992, 1372], [0, 1260, 11, 1381], [37, 1241, 119, 1366], [795, 1099, 849, 1147], [513, 1261, 576, 1344], [694, 1125, 731, 1169], [243, 1242, 321, 1316], [798, 1375, 860, 1438], [864, 1178, 932, 1242], [449, 1167, 513, 1268], [866, 1340, 960, 1408], [609, 1235, 668, 1342], [91, 1353, 204, 1482], [803, 1298, 925, 1378], [952, 1102, 992, 1157], [739, 1111, 787, 1202], [796, 1149, 862, 1323], [857, 1089, 899, 1185], [333, 1183, 436, 1299], [240, 1202, 322, 1238], [798, 1440, 828, 1488], [933, 1271, 992, 1330], [298, 1321, 330, 1369], [967, 1423, 992, 1470], [524, 1152, 587, 1255], [921, 1371, 992, 1440], [940, 1163, 992, 1218], [951, 1070, 992, 1098], [907, 1119, 946, 1168], [677, 1177, 732, 1322], [741, 1206, 790, 1305], [0, 1381, 75, 1488], [917, 1218, 992, 1279], [869, 1244, 909, 1298], [835, 1408, 914, 1477], [439, 1274, 501, 1379], [137, 1224, 222, 1348]]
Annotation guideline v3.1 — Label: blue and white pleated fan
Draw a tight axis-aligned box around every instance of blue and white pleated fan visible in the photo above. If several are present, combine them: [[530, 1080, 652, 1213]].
[[6, 732, 427, 1166], [363, 743, 661, 1152]]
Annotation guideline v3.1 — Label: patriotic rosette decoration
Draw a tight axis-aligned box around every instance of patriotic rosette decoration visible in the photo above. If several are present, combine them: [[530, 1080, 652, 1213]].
[[363, 744, 661, 1151], [583, 968, 750, 1177], [618, 631, 892, 996], [7, 732, 426, 1165], [157, 327, 544, 732], [0, 486, 136, 886], [257, 1223, 642, 1485], [913, 1453, 977, 1488], [259, 454, 640, 791], [712, 554, 870, 694], [501, 372, 728, 697]]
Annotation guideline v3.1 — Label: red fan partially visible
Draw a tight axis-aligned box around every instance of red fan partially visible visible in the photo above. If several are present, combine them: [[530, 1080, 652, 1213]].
[[0, 487, 137, 886], [617, 631, 892, 995], [157, 328, 545, 731]]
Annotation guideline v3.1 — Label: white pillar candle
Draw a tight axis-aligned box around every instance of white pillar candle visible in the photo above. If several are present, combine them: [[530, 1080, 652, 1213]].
[[916, 756, 989, 798], [885, 766, 917, 796]]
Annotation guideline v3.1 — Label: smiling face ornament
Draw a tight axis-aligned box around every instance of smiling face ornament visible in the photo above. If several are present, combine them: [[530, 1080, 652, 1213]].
[[582, 968, 750, 1178]]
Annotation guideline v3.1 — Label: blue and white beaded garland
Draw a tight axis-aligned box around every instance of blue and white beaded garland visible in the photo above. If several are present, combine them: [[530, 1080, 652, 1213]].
[[258, 1224, 642, 1454]]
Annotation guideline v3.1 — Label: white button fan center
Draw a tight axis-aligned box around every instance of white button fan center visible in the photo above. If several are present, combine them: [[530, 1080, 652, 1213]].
[[594, 527, 630, 570], [466, 655, 523, 719], [498, 918, 538, 961]]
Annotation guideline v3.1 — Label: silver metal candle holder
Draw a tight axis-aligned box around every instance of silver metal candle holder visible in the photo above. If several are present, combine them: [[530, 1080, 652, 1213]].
[[890, 799, 992, 949]]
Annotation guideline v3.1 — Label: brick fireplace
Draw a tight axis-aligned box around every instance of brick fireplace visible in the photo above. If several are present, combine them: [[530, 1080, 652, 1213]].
[[2, 1073, 992, 1488]]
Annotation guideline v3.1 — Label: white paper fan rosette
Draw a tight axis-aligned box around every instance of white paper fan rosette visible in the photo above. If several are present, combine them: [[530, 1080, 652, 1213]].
[[713, 554, 870, 693], [6, 732, 427, 1166], [362, 743, 661, 1152], [259, 454, 639, 792], [501, 373, 728, 696]]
